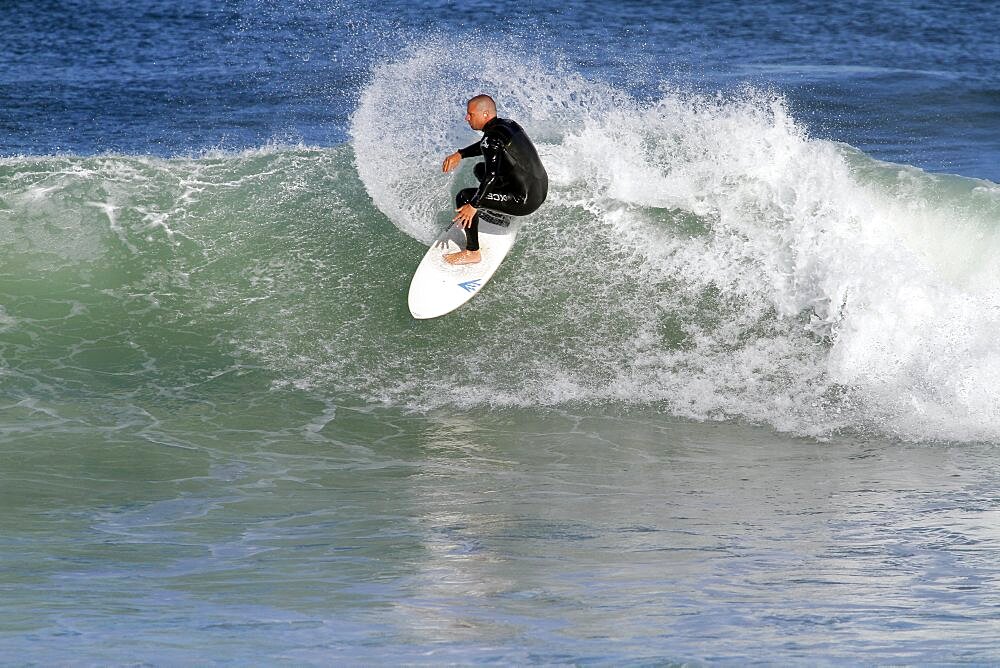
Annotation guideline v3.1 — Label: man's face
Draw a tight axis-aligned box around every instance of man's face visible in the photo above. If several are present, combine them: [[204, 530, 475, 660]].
[[465, 103, 488, 131]]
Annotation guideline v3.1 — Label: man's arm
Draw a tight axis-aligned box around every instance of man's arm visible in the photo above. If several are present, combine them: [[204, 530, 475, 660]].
[[443, 139, 483, 173], [458, 141, 482, 158], [468, 133, 502, 207], [453, 134, 501, 227]]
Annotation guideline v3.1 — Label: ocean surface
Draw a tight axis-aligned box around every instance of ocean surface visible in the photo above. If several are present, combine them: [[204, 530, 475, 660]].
[[2, 0, 1000, 663]]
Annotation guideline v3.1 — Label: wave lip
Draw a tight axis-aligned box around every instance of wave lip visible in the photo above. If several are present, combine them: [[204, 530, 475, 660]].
[[347, 41, 1000, 442]]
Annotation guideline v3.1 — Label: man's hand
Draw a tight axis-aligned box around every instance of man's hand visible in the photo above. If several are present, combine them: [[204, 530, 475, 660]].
[[442, 151, 462, 173], [453, 203, 477, 228]]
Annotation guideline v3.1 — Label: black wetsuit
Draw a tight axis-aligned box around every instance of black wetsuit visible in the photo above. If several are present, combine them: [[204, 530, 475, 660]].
[[456, 117, 548, 251]]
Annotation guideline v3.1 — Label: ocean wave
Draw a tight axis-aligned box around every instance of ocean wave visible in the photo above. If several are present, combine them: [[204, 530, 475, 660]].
[[2, 42, 1000, 442], [349, 41, 1000, 441]]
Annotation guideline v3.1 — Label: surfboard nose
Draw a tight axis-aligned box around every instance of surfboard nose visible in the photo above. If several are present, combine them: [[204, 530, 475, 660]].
[[407, 218, 520, 319], [408, 301, 434, 319], [407, 281, 444, 319]]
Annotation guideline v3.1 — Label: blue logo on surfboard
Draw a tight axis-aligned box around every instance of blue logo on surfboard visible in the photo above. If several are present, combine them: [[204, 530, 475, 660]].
[[458, 279, 482, 293]]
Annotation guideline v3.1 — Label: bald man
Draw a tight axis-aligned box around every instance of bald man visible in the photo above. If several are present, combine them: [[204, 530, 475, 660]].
[[441, 95, 548, 265]]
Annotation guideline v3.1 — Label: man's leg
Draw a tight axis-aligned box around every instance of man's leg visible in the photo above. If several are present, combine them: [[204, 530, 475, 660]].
[[446, 166, 529, 265], [455, 188, 481, 251], [461, 163, 490, 251], [460, 164, 520, 250]]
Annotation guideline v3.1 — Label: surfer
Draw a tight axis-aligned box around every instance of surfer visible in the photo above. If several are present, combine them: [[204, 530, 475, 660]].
[[441, 95, 548, 265]]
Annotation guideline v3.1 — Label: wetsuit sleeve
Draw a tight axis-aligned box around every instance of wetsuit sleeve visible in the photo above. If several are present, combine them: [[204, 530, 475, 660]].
[[469, 132, 503, 207], [458, 141, 482, 158]]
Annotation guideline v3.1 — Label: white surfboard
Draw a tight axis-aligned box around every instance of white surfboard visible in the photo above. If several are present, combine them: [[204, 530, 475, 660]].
[[408, 212, 520, 319]]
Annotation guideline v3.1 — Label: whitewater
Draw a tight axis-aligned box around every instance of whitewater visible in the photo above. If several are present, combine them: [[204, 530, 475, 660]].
[[5, 46, 998, 443], [351, 44, 1000, 442]]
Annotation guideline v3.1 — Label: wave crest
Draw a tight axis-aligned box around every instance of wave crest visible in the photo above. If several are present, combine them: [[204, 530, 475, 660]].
[[349, 41, 1000, 441]]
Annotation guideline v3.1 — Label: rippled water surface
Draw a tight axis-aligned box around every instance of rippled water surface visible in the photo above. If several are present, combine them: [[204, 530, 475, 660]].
[[7, 405, 1000, 663]]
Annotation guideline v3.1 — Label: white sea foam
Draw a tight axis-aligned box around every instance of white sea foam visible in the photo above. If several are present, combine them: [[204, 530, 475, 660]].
[[351, 42, 1000, 441]]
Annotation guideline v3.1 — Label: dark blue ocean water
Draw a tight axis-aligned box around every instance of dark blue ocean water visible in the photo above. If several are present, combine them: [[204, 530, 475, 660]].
[[3, 0, 998, 179]]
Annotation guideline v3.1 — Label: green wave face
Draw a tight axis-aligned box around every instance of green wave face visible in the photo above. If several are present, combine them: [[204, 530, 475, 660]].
[[2, 63, 1000, 443], [0, 147, 697, 411], [0, 148, 374, 400]]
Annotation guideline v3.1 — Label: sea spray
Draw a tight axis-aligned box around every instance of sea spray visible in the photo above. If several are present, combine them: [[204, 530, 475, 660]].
[[2, 45, 999, 441], [350, 43, 1000, 441]]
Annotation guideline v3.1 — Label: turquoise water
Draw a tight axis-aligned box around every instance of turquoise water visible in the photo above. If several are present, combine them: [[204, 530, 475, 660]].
[[6, 403, 1000, 663], [3, 0, 1000, 662]]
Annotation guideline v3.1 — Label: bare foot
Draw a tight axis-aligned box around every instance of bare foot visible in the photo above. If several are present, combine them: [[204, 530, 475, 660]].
[[444, 249, 481, 265]]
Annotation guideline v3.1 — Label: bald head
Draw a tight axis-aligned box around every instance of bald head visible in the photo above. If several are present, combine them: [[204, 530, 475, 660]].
[[465, 94, 497, 131], [468, 95, 496, 115]]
